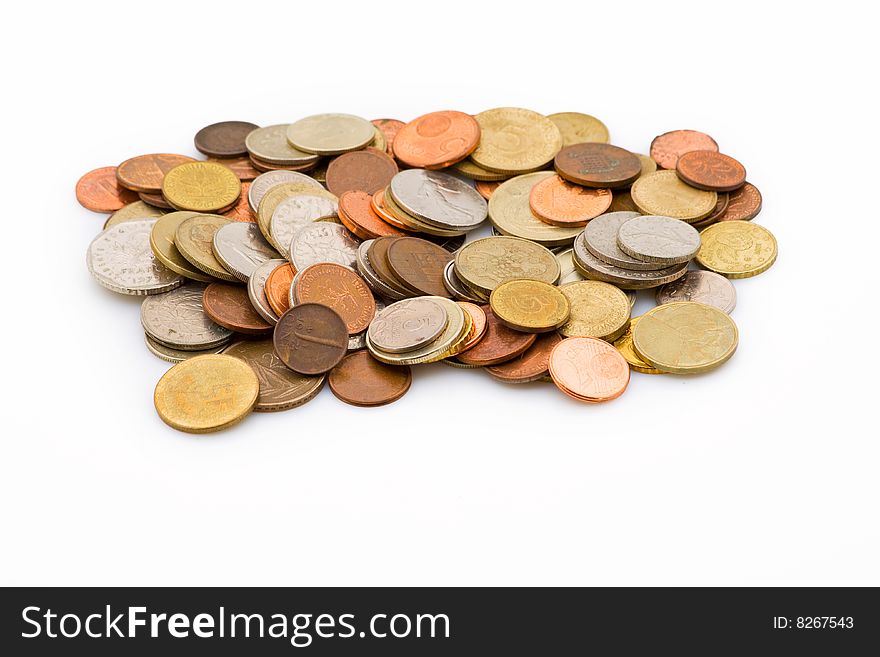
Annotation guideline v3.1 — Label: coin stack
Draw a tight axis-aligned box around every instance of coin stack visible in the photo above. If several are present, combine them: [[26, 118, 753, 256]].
[[77, 111, 777, 433]]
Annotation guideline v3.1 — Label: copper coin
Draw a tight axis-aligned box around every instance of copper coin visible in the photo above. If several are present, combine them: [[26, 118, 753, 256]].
[[366, 237, 414, 296], [456, 307, 536, 366], [529, 175, 612, 227], [338, 190, 406, 239], [325, 149, 398, 197], [194, 121, 259, 158], [329, 350, 412, 407], [265, 263, 295, 317], [386, 237, 453, 297], [371, 119, 405, 156], [274, 303, 348, 375], [649, 130, 719, 170], [549, 336, 630, 402], [294, 263, 376, 334], [554, 143, 641, 189], [718, 182, 762, 222], [223, 182, 256, 222], [475, 181, 500, 200], [116, 153, 196, 193], [209, 156, 261, 181], [486, 332, 562, 383], [139, 191, 174, 209], [457, 302, 488, 352], [203, 283, 273, 335], [370, 187, 411, 231], [675, 151, 746, 192], [76, 166, 139, 212], [392, 110, 481, 169]]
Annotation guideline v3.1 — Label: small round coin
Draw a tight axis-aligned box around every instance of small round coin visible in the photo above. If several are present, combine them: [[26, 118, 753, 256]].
[[583, 211, 660, 271], [489, 280, 570, 333], [630, 170, 717, 222], [547, 112, 610, 146], [203, 283, 273, 335], [456, 307, 537, 366], [76, 166, 139, 212], [325, 149, 398, 197], [650, 130, 719, 170], [676, 150, 747, 192], [471, 107, 562, 173], [212, 221, 280, 282], [294, 263, 376, 334], [269, 193, 340, 257], [529, 175, 612, 227], [486, 332, 563, 383], [116, 153, 196, 194], [274, 303, 353, 375], [393, 110, 481, 169], [286, 113, 375, 155], [696, 221, 778, 279], [655, 270, 736, 314], [616, 215, 701, 265], [549, 337, 630, 402], [554, 143, 641, 189], [367, 297, 448, 353], [558, 280, 631, 341], [194, 121, 259, 158], [328, 350, 412, 407], [289, 222, 359, 271], [161, 161, 241, 213], [718, 182, 762, 222], [489, 172, 583, 246]]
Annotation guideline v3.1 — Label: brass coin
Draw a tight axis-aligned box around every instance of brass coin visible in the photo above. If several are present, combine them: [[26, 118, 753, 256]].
[[150, 212, 215, 282], [630, 170, 717, 222], [471, 107, 562, 174], [116, 153, 196, 194], [452, 158, 511, 181], [245, 124, 320, 166], [286, 113, 375, 155], [105, 200, 166, 229], [612, 317, 662, 375], [696, 221, 778, 279], [489, 280, 570, 333], [454, 235, 559, 296], [488, 172, 583, 246], [558, 280, 630, 341], [174, 214, 239, 282], [547, 112, 610, 146], [161, 162, 241, 213]]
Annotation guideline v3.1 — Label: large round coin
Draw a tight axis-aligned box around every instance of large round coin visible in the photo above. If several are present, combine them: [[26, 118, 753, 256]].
[[558, 280, 630, 341], [655, 270, 736, 314], [248, 258, 287, 325], [194, 121, 259, 158], [471, 107, 562, 174], [329, 351, 412, 407], [386, 237, 453, 297], [393, 110, 481, 169], [294, 263, 376, 334], [212, 222, 280, 282], [289, 222, 359, 271], [274, 303, 349, 375], [367, 297, 468, 366], [612, 317, 662, 375], [528, 175, 612, 227], [630, 170, 717, 222], [174, 214, 239, 282], [489, 172, 583, 246], [489, 280, 570, 333], [76, 166, 139, 212], [245, 124, 319, 166], [367, 297, 448, 353], [649, 129, 719, 170], [676, 150, 747, 192], [549, 337, 630, 403], [141, 284, 232, 350], [696, 221, 777, 279], [554, 143, 641, 189], [616, 215, 701, 266], [161, 162, 241, 212], [583, 211, 660, 271], [286, 113, 375, 155], [389, 169, 487, 231], [454, 235, 559, 296]]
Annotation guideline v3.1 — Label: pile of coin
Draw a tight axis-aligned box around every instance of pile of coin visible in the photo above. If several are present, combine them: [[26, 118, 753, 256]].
[[77, 111, 777, 433]]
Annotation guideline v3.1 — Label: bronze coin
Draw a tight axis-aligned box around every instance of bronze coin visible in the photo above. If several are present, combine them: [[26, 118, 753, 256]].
[[203, 283, 273, 335], [486, 332, 562, 383], [265, 263, 295, 317], [338, 190, 406, 239], [386, 237, 453, 297], [294, 263, 376, 334], [456, 307, 537, 366], [475, 180, 500, 200], [139, 191, 174, 209], [366, 237, 415, 296], [675, 150, 746, 192], [371, 118, 405, 156], [116, 153, 196, 193], [195, 121, 259, 158], [457, 302, 488, 352], [650, 129, 719, 170], [208, 156, 261, 181], [223, 182, 256, 222], [76, 166, 139, 212], [554, 143, 641, 189], [329, 350, 412, 407], [370, 187, 412, 231], [718, 182, 762, 222], [274, 303, 348, 375], [392, 110, 481, 169], [325, 149, 398, 197]]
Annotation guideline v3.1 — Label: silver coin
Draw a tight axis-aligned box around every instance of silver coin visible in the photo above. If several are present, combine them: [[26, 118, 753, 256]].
[[145, 334, 228, 363], [367, 297, 449, 353], [655, 270, 736, 314], [270, 194, 339, 258], [285, 113, 375, 155], [573, 233, 687, 289], [248, 170, 323, 212], [212, 222, 280, 282], [87, 219, 184, 296], [442, 260, 485, 303], [248, 258, 287, 325], [356, 240, 407, 301], [289, 222, 359, 271], [555, 248, 586, 284], [140, 283, 233, 350], [389, 169, 488, 230], [583, 211, 664, 271], [245, 124, 320, 165], [616, 215, 701, 265]]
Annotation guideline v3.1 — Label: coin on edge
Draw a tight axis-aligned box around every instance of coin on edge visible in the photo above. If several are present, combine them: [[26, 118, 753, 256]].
[[248, 258, 287, 325]]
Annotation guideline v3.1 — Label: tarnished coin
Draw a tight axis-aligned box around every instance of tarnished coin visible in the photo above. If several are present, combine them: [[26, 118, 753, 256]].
[[367, 297, 468, 365], [718, 182, 762, 222], [116, 153, 196, 194], [554, 143, 641, 189], [149, 211, 215, 282], [367, 297, 448, 353], [390, 169, 488, 231], [616, 214, 701, 265], [486, 332, 563, 383], [105, 200, 166, 228], [294, 263, 375, 334], [386, 237, 453, 297], [286, 113, 375, 155], [443, 260, 486, 303], [555, 248, 586, 284], [249, 170, 323, 212], [145, 335, 227, 363], [696, 221, 777, 279], [573, 233, 688, 289], [245, 124, 320, 166], [547, 112, 610, 146], [529, 175, 612, 227], [393, 110, 481, 169], [472, 107, 562, 174], [224, 339, 325, 412], [275, 303, 352, 375], [612, 317, 662, 375], [456, 302, 488, 352], [194, 121, 259, 158], [583, 211, 661, 271], [630, 170, 717, 222], [247, 258, 287, 325], [452, 158, 511, 181], [633, 302, 738, 374], [456, 307, 536, 366], [265, 262, 295, 318], [455, 235, 559, 296], [87, 219, 184, 295], [208, 156, 261, 182], [676, 150, 747, 192], [212, 222, 280, 282], [558, 280, 631, 341], [329, 350, 412, 407], [656, 270, 736, 314], [141, 283, 233, 350], [372, 118, 405, 155], [154, 354, 258, 433], [270, 194, 340, 258], [549, 337, 630, 402], [325, 149, 398, 196], [489, 172, 583, 246], [203, 283, 273, 335], [366, 237, 418, 298], [650, 130, 719, 170], [289, 222, 359, 271], [174, 214, 239, 282], [161, 161, 241, 213], [76, 166, 139, 212], [490, 280, 570, 333], [338, 190, 406, 239]]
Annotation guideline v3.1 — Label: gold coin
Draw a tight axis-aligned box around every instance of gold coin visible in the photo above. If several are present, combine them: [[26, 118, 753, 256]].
[[471, 108, 562, 174], [547, 112, 610, 146], [558, 280, 631, 341], [286, 113, 375, 155], [105, 200, 166, 229], [454, 235, 559, 296], [630, 170, 717, 222], [154, 354, 259, 433], [612, 316, 662, 374], [161, 162, 241, 213], [256, 182, 338, 250], [174, 214, 239, 282], [488, 172, 583, 246], [632, 302, 738, 374], [489, 280, 570, 333], [150, 212, 215, 282], [452, 158, 511, 181], [696, 221, 778, 279]]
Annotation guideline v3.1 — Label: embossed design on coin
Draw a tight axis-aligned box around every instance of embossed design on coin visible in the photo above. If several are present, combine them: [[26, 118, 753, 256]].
[[174, 214, 239, 282], [386, 237, 454, 297], [329, 350, 412, 407], [248, 170, 323, 212], [696, 221, 777, 279], [212, 222, 280, 282], [656, 271, 736, 314], [529, 175, 612, 227], [554, 143, 641, 189], [549, 337, 630, 402], [367, 298, 468, 365], [583, 211, 657, 271], [368, 297, 448, 353], [393, 110, 481, 169], [270, 194, 340, 258], [325, 149, 398, 197], [194, 121, 259, 158], [455, 236, 559, 295], [630, 170, 717, 222], [141, 284, 233, 350], [390, 169, 488, 230], [616, 214, 701, 265], [649, 130, 719, 170], [289, 222, 359, 271], [161, 161, 241, 213], [489, 280, 570, 333], [558, 280, 630, 341], [76, 166, 139, 212], [573, 233, 688, 289], [489, 172, 583, 246], [149, 212, 214, 282], [116, 153, 196, 193], [676, 151, 746, 192], [338, 190, 405, 239], [274, 303, 349, 375], [547, 112, 610, 146], [245, 124, 320, 165], [286, 113, 375, 155], [471, 107, 562, 173], [295, 263, 375, 334]]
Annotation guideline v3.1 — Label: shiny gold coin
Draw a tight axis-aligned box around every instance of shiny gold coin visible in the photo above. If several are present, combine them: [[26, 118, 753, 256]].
[[696, 221, 778, 279], [612, 316, 662, 374], [150, 212, 215, 282], [471, 108, 562, 174], [452, 158, 511, 181], [547, 112, 610, 146], [489, 280, 570, 333], [632, 302, 738, 374], [154, 354, 259, 433], [174, 214, 239, 282], [488, 172, 583, 247], [630, 170, 717, 222], [161, 162, 241, 213], [105, 200, 166, 229], [256, 182, 338, 250], [558, 280, 631, 341], [454, 235, 560, 296]]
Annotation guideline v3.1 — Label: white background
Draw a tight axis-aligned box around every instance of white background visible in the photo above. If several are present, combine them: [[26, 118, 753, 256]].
[[1, 1, 876, 586]]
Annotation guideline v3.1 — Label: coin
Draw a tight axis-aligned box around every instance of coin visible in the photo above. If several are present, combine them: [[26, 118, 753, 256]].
[[208, 156, 261, 182], [490, 280, 570, 333], [443, 260, 485, 302], [630, 170, 717, 222], [393, 110, 481, 169], [270, 193, 340, 258], [696, 221, 777, 279], [616, 214, 701, 265], [390, 169, 487, 230], [456, 307, 536, 366], [454, 235, 559, 296], [325, 149, 398, 196], [356, 240, 407, 301], [248, 258, 286, 325], [275, 303, 351, 374], [528, 175, 612, 227], [636, 153, 658, 180], [486, 332, 562, 383], [371, 118, 405, 155], [203, 283, 273, 335], [689, 191, 731, 230], [367, 297, 448, 353], [650, 130, 719, 170], [139, 191, 173, 209], [329, 350, 412, 407], [366, 237, 416, 297], [286, 113, 375, 155], [555, 143, 642, 189], [656, 270, 736, 314], [549, 337, 630, 402], [145, 334, 227, 363], [547, 112, 610, 146], [338, 190, 405, 239], [555, 248, 585, 284], [676, 150, 746, 192], [174, 214, 239, 282], [608, 189, 640, 214], [718, 182, 762, 222], [212, 221, 280, 282], [381, 186, 465, 237], [224, 339, 325, 412], [456, 302, 488, 352], [265, 262, 295, 317], [452, 158, 511, 181], [148, 212, 215, 282], [288, 222, 359, 271], [105, 200, 166, 228], [245, 124, 320, 166], [489, 172, 583, 246], [161, 161, 241, 213], [612, 317, 662, 375], [370, 186, 411, 231], [222, 182, 256, 222], [558, 280, 630, 340], [258, 182, 336, 249], [475, 181, 500, 200], [471, 107, 562, 173], [294, 263, 375, 334], [633, 302, 738, 374], [194, 121, 259, 158], [154, 354, 258, 433], [76, 166, 139, 212], [87, 219, 184, 295], [572, 233, 688, 289], [386, 237, 453, 297], [141, 283, 233, 350], [116, 153, 196, 194], [583, 211, 660, 271], [367, 297, 468, 365], [249, 170, 323, 212]]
